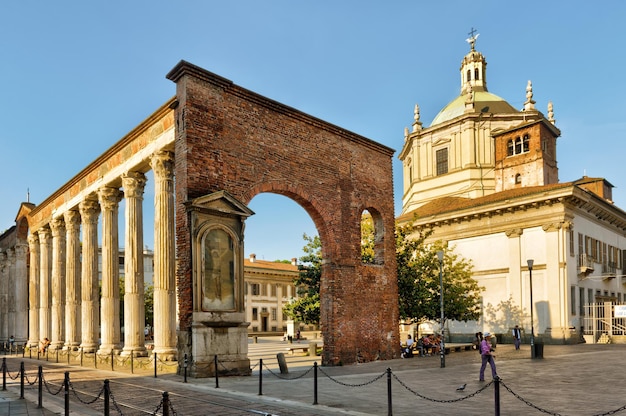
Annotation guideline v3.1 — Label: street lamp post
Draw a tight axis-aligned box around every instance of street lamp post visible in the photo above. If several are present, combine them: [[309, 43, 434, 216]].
[[437, 250, 445, 368], [527, 259, 535, 359]]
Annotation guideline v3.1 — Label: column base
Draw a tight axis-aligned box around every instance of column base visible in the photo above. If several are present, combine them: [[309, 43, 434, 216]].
[[121, 346, 148, 357], [152, 347, 178, 361], [98, 345, 122, 355], [79, 343, 99, 353]]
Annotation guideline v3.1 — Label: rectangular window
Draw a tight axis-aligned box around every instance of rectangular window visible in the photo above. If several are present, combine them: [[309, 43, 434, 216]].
[[252, 308, 258, 321], [571, 286, 576, 315], [578, 233, 583, 257], [271, 284, 277, 297], [436, 148, 448, 175], [251, 283, 260, 296], [271, 308, 277, 321], [569, 229, 575, 257]]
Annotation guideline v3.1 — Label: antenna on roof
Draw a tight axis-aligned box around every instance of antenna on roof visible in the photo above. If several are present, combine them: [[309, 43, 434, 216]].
[[27, 188, 30, 203]]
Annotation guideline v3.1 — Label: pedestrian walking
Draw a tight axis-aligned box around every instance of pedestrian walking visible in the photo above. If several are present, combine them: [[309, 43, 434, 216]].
[[479, 332, 497, 381], [512, 325, 522, 350]]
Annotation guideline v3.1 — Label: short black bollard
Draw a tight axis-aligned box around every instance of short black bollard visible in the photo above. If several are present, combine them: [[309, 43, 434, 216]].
[[258, 358, 263, 396], [313, 362, 318, 405], [130, 350, 134, 374], [494, 376, 501, 416], [2, 357, 6, 391], [214, 355, 219, 388], [20, 362, 24, 399], [37, 366, 43, 408], [154, 352, 158, 378], [104, 379, 110, 416], [162, 391, 170, 416], [64, 371, 70, 416], [183, 354, 188, 383], [387, 368, 392, 416]]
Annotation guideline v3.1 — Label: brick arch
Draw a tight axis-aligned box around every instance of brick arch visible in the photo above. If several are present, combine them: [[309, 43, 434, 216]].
[[243, 181, 331, 255], [169, 60, 399, 366]]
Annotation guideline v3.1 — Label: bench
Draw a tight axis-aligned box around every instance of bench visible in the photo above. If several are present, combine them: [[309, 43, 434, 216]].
[[444, 343, 474, 354], [285, 343, 324, 355], [285, 346, 310, 355]]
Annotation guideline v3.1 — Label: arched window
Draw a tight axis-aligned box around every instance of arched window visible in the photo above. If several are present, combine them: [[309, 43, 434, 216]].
[[507, 140, 514, 156], [523, 134, 530, 152], [467, 69, 472, 82], [361, 209, 384, 265], [474, 68, 480, 81]]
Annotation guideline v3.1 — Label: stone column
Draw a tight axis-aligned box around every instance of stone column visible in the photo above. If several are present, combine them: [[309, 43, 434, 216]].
[[98, 187, 123, 355], [79, 196, 101, 352], [7, 249, 16, 342], [121, 171, 147, 356], [150, 151, 177, 358], [38, 227, 52, 341], [0, 252, 8, 341], [14, 243, 29, 343], [64, 210, 82, 350], [27, 233, 40, 348], [49, 217, 66, 351]]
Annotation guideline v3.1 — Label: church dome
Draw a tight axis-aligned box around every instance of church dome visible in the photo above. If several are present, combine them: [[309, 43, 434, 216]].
[[429, 33, 519, 127], [430, 91, 518, 126]]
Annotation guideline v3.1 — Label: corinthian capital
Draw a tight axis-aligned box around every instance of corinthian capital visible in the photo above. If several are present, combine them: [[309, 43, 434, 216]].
[[63, 210, 81, 232], [122, 171, 147, 199], [49, 217, 66, 238], [98, 186, 123, 211], [150, 151, 175, 181], [79, 196, 101, 225]]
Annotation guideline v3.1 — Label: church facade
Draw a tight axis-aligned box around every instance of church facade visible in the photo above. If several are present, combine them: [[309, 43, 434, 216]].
[[399, 35, 626, 344]]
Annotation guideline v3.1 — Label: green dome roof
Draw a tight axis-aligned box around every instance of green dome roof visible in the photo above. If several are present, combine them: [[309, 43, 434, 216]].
[[430, 91, 518, 126]]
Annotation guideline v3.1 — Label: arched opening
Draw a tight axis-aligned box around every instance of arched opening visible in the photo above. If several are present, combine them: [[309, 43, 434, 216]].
[[361, 209, 384, 265], [245, 193, 319, 336], [474, 68, 480, 81]]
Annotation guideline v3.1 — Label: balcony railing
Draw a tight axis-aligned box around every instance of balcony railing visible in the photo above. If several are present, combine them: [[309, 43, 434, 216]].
[[578, 253, 594, 272]]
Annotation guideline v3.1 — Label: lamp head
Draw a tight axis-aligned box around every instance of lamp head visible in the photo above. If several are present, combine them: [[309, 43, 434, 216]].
[[437, 250, 444, 262], [527, 259, 534, 269]]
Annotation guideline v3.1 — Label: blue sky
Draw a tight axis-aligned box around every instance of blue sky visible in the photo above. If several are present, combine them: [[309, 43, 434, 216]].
[[1, 1, 625, 261]]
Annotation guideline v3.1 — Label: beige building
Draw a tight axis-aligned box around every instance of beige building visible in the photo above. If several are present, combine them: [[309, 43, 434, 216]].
[[244, 254, 300, 333], [398, 34, 626, 344]]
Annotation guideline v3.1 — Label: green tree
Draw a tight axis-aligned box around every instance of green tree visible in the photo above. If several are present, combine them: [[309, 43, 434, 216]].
[[396, 217, 483, 325], [282, 233, 321, 325], [361, 211, 376, 263]]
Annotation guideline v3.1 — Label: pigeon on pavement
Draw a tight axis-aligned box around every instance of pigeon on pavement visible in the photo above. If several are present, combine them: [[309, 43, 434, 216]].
[[456, 383, 467, 391]]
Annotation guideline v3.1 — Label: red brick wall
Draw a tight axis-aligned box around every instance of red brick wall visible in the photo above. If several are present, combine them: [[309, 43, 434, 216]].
[[168, 61, 399, 365]]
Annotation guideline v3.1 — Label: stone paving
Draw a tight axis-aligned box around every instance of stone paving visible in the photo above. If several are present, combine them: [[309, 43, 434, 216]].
[[1, 339, 626, 415]]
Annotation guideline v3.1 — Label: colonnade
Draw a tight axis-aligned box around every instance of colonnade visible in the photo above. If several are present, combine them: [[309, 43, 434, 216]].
[[0, 244, 29, 343], [26, 150, 177, 358]]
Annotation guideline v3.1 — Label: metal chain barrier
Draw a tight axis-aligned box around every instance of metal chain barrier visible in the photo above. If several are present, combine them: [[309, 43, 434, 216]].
[[168, 399, 179, 416], [152, 396, 164, 415], [41, 372, 64, 396], [5, 363, 21, 380], [261, 361, 314, 380], [393, 371, 493, 403], [108, 385, 126, 415], [499, 380, 567, 416], [67, 379, 105, 405], [318, 366, 387, 387], [23, 369, 39, 386]]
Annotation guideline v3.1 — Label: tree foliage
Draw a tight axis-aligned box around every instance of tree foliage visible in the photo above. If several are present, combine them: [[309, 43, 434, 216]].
[[396, 217, 483, 324], [282, 233, 321, 325]]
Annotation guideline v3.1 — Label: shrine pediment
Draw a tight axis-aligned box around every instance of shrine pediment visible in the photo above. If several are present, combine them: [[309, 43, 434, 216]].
[[187, 190, 254, 218]]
